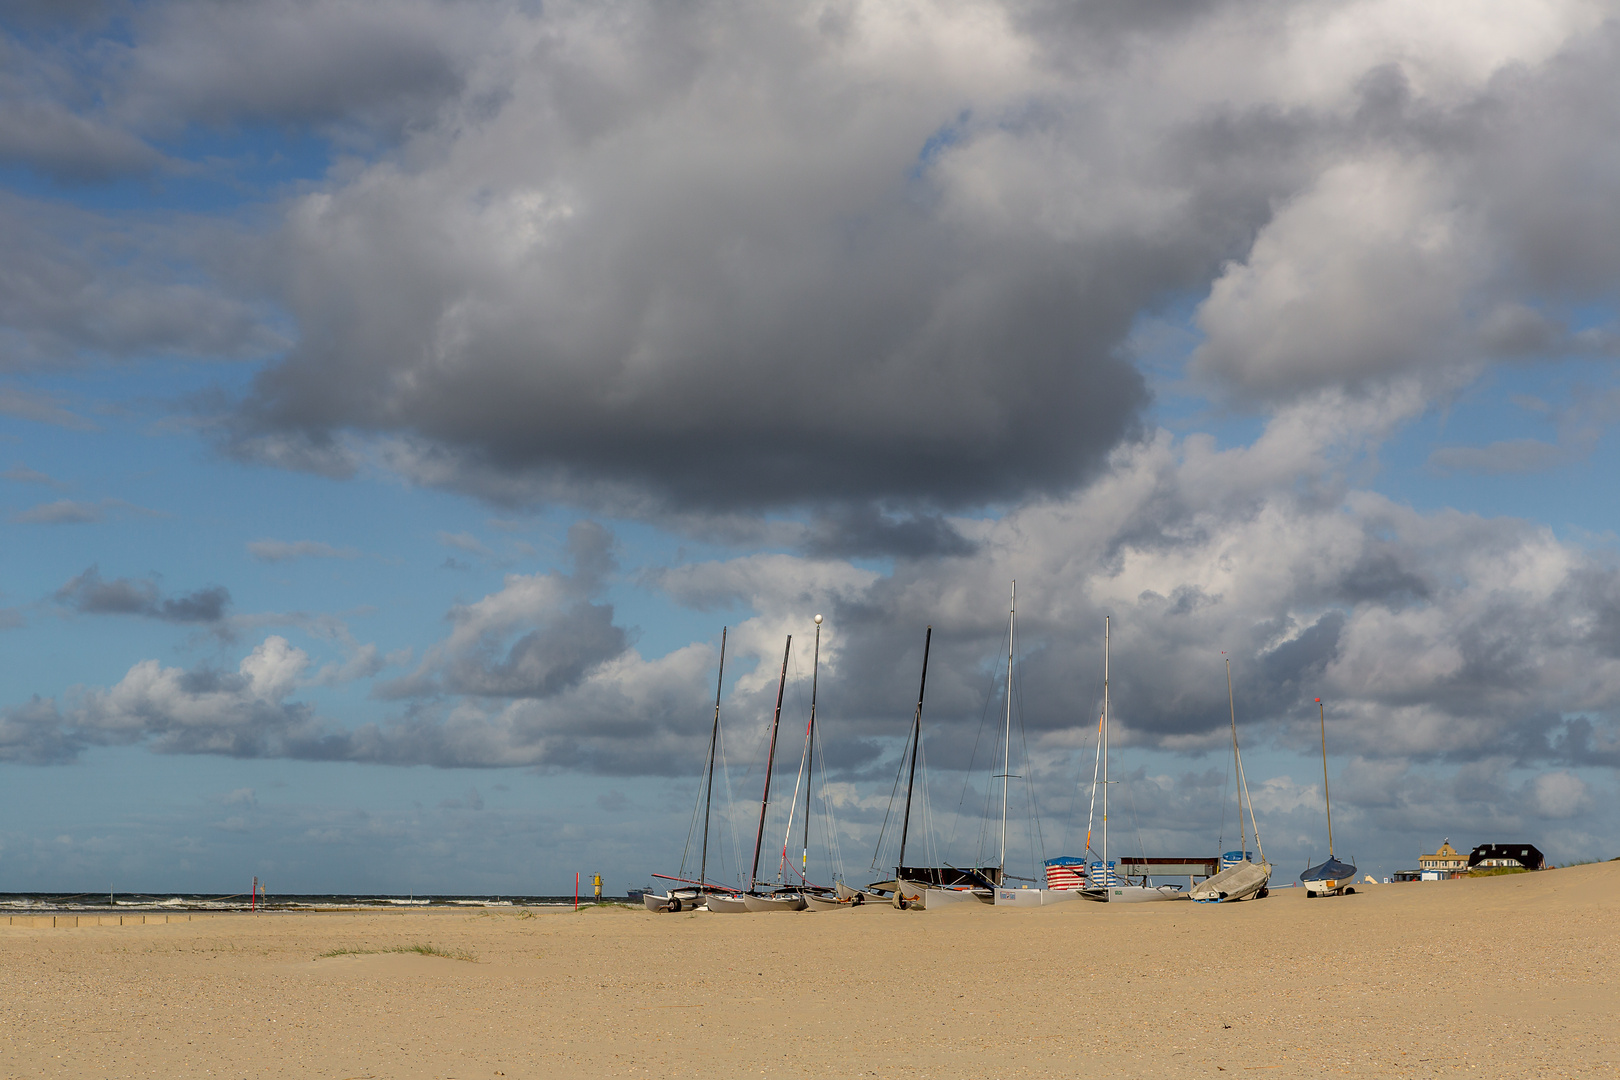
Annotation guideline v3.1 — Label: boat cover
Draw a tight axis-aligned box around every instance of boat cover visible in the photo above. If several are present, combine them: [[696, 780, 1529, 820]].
[[1189, 859, 1272, 903], [1300, 857, 1357, 883]]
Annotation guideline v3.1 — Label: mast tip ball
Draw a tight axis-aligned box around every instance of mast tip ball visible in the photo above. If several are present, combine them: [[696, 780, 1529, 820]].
[[814, 614, 823, 624]]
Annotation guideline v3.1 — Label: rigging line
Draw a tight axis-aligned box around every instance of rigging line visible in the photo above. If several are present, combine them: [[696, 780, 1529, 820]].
[[951, 620, 1006, 854], [776, 698, 815, 884], [917, 736, 940, 871], [811, 717, 844, 881], [1124, 768, 1149, 869], [871, 722, 914, 871], [676, 733, 707, 879], [1082, 710, 1103, 861], [1012, 664, 1046, 873], [1058, 670, 1106, 856], [717, 718, 745, 890]]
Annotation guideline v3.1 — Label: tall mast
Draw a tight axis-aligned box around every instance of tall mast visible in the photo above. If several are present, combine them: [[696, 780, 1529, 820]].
[[804, 615, 822, 878], [896, 626, 932, 873], [699, 627, 727, 892], [750, 635, 792, 892], [999, 582, 1015, 876], [1318, 697, 1333, 859], [1227, 657, 1244, 859], [1224, 654, 1263, 867], [1103, 615, 1110, 872]]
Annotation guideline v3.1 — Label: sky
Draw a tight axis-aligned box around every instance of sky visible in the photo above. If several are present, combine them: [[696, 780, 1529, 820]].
[[3, 0, 1619, 897]]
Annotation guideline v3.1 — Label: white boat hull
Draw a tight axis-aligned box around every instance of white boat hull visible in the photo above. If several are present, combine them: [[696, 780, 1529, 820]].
[[703, 893, 750, 913], [802, 893, 852, 911], [994, 888, 1043, 907], [741, 893, 806, 912], [835, 882, 888, 902], [1106, 884, 1185, 903]]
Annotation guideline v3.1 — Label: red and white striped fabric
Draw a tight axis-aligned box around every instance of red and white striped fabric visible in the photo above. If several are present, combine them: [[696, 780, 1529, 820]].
[[1044, 858, 1086, 890]]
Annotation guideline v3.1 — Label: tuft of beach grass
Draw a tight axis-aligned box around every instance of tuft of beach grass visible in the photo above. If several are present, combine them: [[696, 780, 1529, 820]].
[[315, 943, 478, 962]]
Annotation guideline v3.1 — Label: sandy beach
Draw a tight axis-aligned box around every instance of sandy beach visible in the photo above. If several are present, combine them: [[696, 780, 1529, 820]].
[[3, 863, 1616, 1079]]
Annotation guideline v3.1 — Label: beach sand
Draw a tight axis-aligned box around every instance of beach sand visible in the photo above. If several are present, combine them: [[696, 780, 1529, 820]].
[[3, 862, 1616, 1079]]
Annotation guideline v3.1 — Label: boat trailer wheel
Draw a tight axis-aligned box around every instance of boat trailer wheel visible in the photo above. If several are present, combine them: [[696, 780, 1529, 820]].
[[668, 898, 681, 913]]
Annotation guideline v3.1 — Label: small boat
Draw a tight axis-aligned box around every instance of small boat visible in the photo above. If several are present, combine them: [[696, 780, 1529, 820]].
[[742, 891, 807, 912], [1190, 660, 1272, 904], [1300, 699, 1357, 897], [877, 625, 1009, 908], [649, 628, 735, 914], [1072, 618, 1178, 904], [707, 635, 795, 915], [802, 891, 856, 911], [834, 881, 886, 903]]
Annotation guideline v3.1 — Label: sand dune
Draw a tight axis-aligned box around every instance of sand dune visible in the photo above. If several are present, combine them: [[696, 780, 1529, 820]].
[[3, 863, 1616, 1078]]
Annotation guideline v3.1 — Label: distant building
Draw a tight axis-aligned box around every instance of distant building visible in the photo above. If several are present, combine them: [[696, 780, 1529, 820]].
[[1468, 843, 1545, 870], [1418, 839, 1468, 877]]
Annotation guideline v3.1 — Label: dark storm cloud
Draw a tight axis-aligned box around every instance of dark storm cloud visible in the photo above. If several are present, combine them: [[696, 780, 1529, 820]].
[[55, 565, 230, 624]]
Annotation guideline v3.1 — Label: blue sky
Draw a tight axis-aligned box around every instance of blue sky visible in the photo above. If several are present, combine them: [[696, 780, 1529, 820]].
[[4, 0, 1620, 895]]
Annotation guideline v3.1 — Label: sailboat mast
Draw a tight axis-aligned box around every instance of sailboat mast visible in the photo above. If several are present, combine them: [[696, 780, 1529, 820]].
[[749, 635, 792, 891], [700, 627, 727, 892], [1103, 614, 1110, 871], [804, 615, 822, 877], [1318, 697, 1332, 859], [896, 626, 932, 872], [1227, 657, 1244, 859], [1000, 582, 1015, 876]]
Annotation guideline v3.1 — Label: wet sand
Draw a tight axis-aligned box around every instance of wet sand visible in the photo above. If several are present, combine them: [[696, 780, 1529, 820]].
[[2, 862, 1616, 1078]]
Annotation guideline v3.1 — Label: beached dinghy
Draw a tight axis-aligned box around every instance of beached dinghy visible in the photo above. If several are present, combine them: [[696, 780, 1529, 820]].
[[1190, 660, 1272, 903], [649, 628, 736, 914], [835, 881, 888, 903], [704, 893, 750, 913], [742, 890, 806, 912], [1300, 700, 1357, 897], [1300, 856, 1357, 897]]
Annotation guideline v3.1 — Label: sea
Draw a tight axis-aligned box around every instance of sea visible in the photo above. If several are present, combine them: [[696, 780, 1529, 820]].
[[0, 893, 629, 914]]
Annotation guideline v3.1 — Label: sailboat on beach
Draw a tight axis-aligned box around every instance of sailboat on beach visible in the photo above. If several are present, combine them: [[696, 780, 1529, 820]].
[[1189, 658, 1272, 903], [1300, 697, 1357, 898], [1065, 616, 1181, 904], [752, 616, 846, 911], [646, 628, 739, 913], [708, 634, 805, 912]]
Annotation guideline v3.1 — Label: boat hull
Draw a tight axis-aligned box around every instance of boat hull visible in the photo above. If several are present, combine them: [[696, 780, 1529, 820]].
[[1301, 858, 1358, 897], [836, 882, 888, 902], [802, 893, 852, 911], [741, 893, 806, 912], [704, 893, 750, 913], [1189, 860, 1272, 903], [1108, 884, 1185, 903]]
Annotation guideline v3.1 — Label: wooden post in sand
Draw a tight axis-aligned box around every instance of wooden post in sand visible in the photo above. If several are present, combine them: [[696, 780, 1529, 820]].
[[574, 872, 579, 911]]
